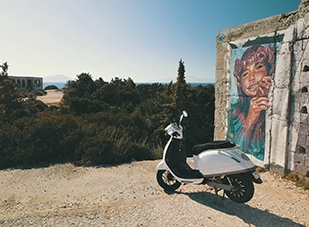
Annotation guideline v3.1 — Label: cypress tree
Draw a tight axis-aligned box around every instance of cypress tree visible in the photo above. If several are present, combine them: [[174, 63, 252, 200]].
[[174, 59, 187, 110]]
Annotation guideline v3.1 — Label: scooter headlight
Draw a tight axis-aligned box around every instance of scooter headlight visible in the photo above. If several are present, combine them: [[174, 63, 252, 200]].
[[241, 153, 250, 161], [165, 123, 181, 136]]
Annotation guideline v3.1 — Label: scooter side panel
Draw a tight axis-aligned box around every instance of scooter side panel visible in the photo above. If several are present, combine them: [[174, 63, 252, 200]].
[[196, 149, 256, 176]]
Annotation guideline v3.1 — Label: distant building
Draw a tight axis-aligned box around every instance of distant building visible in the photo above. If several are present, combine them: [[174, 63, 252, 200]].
[[9, 76, 43, 91]]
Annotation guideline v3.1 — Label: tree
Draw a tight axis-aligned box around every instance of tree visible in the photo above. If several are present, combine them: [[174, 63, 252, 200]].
[[62, 73, 98, 114], [173, 59, 188, 111], [0, 62, 23, 123], [176, 58, 186, 85]]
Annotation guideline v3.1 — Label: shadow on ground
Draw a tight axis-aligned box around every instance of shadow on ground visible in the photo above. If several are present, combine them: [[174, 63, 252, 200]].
[[165, 190, 305, 227]]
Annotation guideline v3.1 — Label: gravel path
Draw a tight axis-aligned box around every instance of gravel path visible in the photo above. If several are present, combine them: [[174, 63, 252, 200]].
[[0, 160, 308, 227]]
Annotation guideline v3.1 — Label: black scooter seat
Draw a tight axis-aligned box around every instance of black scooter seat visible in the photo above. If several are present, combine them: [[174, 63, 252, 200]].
[[192, 140, 236, 155]]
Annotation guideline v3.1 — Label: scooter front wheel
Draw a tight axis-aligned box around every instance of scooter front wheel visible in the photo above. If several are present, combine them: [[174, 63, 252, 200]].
[[156, 170, 181, 191], [224, 174, 254, 203]]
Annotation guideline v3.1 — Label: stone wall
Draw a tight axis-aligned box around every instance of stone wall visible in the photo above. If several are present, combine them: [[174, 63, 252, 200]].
[[214, 0, 309, 181], [293, 10, 309, 181]]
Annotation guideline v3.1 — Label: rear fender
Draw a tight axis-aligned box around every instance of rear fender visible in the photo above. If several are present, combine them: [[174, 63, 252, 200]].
[[244, 171, 263, 184]]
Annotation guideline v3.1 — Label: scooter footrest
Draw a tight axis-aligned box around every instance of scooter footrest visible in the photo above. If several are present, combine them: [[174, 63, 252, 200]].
[[171, 167, 203, 179]]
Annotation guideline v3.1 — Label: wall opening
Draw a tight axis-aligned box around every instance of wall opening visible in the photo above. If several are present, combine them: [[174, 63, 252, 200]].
[[300, 106, 308, 113], [27, 79, 33, 89], [301, 86, 308, 93], [303, 65, 309, 72], [306, 171, 309, 177], [298, 145, 306, 154]]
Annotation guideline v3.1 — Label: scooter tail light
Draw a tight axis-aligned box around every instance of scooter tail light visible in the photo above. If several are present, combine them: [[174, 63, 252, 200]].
[[241, 153, 250, 161]]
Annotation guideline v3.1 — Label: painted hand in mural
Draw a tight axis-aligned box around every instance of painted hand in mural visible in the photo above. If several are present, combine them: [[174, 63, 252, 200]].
[[245, 75, 271, 128], [245, 95, 269, 129], [257, 75, 272, 97]]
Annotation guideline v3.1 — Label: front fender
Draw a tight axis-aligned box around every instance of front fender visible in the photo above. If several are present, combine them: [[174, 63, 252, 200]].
[[245, 171, 263, 184], [156, 160, 167, 171]]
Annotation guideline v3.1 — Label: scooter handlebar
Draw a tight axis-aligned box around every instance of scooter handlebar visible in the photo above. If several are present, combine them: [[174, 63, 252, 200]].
[[179, 110, 188, 126]]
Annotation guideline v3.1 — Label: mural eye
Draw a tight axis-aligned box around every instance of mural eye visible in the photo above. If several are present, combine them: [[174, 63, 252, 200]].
[[242, 71, 249, 77], [256, 63, 265, 70]]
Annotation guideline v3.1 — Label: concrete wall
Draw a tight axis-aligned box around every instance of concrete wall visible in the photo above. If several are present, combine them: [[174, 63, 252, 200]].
[[214, 0, 309, 181]]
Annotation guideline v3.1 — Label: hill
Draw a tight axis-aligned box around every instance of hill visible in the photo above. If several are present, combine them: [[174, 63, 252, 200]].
[[43, 74, 74, 83]]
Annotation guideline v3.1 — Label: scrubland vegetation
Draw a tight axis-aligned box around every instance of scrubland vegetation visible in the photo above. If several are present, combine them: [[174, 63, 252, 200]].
[[0, 60, 215, 169]]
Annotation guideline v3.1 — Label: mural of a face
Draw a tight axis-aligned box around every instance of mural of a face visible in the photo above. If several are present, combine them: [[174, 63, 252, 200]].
[[238, 62, 267, 97], [234, 44, 275, 98], [228, 42, 279, 162]]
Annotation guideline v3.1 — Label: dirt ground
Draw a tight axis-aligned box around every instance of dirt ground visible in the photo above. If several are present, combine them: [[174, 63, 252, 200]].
[[0, 160, 308, 227], [36, 89, 63, 105]]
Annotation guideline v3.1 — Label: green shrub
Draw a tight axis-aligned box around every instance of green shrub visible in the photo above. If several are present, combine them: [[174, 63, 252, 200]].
[[0, 62, 215, 169]]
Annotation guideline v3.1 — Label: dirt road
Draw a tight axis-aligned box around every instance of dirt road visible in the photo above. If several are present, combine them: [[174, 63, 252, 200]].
[[0, 160, 308, 226]]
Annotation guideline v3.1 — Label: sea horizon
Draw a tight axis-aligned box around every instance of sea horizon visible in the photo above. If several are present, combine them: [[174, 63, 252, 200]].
[[43, 81, 215, 89]]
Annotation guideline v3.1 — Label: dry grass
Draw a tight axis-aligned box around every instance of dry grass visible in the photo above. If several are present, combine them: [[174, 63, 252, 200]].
[[284, 172, 309, 190]]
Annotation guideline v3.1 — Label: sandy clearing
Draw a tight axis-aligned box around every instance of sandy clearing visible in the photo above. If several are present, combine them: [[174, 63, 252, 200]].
[[36, 89, 64, 105]]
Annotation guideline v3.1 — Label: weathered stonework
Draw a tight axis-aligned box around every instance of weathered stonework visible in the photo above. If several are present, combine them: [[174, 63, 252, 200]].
[[215, 0, 309, 180]]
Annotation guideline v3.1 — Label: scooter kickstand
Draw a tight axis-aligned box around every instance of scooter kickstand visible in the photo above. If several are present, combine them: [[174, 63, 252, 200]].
[[214, 187, 225, 200], [214, 186, 219, 196], [222, 191, 226, 200]]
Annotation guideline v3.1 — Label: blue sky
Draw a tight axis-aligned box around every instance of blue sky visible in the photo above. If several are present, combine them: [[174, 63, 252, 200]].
[[0, 0, 300, 83]]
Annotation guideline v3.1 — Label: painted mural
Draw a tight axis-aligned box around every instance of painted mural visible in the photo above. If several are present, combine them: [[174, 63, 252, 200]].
[[228, 40, 282, 162]]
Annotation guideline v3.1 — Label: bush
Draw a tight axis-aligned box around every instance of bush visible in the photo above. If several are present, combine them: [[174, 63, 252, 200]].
[[0, 62, 215, 169], [45, 85, 59, 90]]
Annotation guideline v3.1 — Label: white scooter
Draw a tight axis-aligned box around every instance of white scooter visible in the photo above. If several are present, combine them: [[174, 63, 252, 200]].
[[156, 111, 262, 203]]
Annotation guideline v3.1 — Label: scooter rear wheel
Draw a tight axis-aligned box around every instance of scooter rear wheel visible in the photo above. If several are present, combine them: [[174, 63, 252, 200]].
[[156, 170, 181, 191], [224, 174, 254, 203]]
